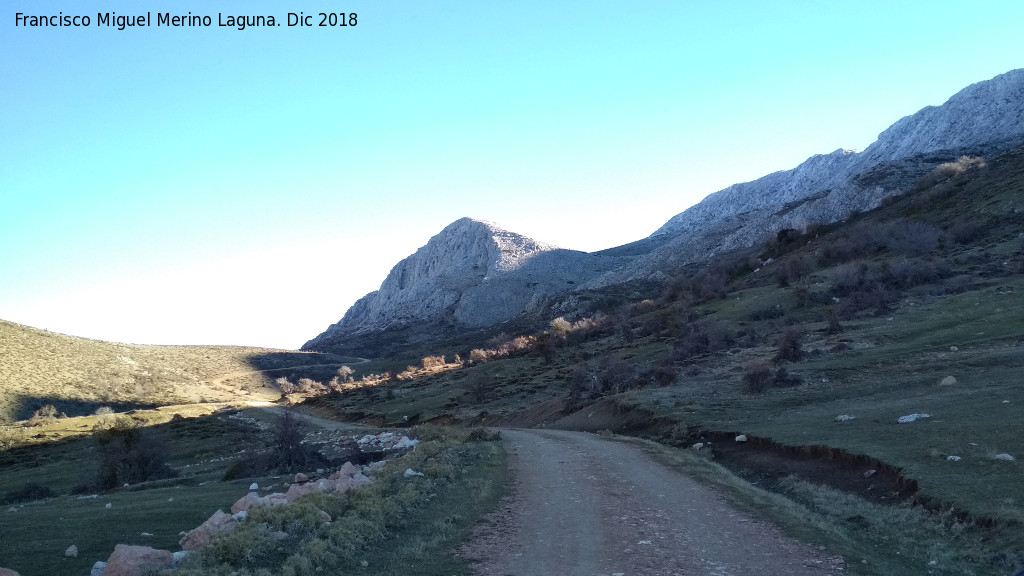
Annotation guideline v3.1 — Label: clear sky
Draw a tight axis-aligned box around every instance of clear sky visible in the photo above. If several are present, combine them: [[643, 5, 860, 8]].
[[2, 0, 1023, 349]]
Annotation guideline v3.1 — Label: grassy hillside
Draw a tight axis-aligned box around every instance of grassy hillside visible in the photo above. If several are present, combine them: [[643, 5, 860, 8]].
[[301, 147, 1024, 575], [0, 321, 356, 422]]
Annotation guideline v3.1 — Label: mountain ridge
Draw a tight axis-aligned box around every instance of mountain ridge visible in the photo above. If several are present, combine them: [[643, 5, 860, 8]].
[[306, 69, 1024, 349]]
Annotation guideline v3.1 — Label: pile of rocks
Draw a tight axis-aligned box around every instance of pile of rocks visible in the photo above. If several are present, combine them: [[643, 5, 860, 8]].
[[88, 461, 374, 576]]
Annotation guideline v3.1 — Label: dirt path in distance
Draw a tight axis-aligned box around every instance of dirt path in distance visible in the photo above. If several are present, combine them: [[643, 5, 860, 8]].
[[462, 428, 845, 576]]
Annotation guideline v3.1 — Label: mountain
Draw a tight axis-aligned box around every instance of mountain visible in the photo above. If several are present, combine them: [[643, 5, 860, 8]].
[[305, 69, 1024, 349], [303, 218, 628, 349]]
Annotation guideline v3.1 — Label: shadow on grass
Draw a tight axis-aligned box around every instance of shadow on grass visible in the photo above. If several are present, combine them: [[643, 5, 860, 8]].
[[10, 395, 161, 421]]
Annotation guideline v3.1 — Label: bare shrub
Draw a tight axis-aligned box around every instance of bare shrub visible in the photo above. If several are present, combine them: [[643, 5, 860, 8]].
[[275, 377, 296, 395], [913, 156, 985, 191], [773, 326, 803, 362], [336, 366, 354, 382], [469, 349, 491, 364], [463, 372, 494, 404], [2, 482, 54, 504], [421, 356, 446, 370], [742, 362, 774, 394], [550, 317, 572, 336]]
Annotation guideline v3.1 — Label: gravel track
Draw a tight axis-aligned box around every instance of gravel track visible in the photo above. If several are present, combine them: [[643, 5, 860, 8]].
[[462, 428, 845, 576]]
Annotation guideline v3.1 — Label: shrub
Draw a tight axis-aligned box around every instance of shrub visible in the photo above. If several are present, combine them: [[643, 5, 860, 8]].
[[463, 372, 493, 404], [421, 356, 446, 369], [550, 317, 572, 336], [94, 416, 176, 490], [28, 404, 58, 425], [742, 362, 774, 394], [1, 482, 54, 504], [773, 326, 803, 362], [336, 366, 354, 382], [276, 377, 296, 395], [469, 349, 490, 364]]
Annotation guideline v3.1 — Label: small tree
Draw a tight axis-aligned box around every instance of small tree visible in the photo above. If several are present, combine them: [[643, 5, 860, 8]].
[[272, 411, 308, 471], [275, 377, 296, 395], [464, 372, 494, 404], [550, 317, 572, 337], [337, 366, 354, 382]]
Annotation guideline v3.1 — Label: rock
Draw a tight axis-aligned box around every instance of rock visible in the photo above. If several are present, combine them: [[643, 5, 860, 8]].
[[692, 442, 704, 450], [179, 510, 238, 550], [392, 436, 420, 449], [140, 532, 153, 537], [316, 509, 332, 523], [947, 455, 962, 461], [835, 415, 855, 422], [105, 502, 112, 509], [404, 468, 425, 477], [939, 376, 957, 386], [248, 482, 259, 491], [993, 453, 1015, 461], [949, 346, 959, 352], [90, 561, 107, 576], [897, 413, 931, 423], [350, 472, 372, 486], [172, 551, 190, 566], [330, 462, 360, 480], [64, 544, 78, 558], [0, 569, 20, 576], [294, 472, 309, 484], [863, 469, 877, 478], [284, 482, 315, 502], [231, 492, 263, 514], [232, 510, 248, 521], [103, 544, 173, 576], [735, 434, 748, 442]]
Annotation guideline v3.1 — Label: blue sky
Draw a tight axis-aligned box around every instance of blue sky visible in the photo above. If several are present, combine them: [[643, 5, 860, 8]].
[[2, 0, 1023, 348]]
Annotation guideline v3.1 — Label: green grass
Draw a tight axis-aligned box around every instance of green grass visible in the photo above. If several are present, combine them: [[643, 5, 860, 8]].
[[172, 426, 508, 576]]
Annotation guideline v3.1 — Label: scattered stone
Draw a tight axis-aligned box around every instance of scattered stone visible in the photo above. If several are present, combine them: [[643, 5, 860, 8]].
[[949, 346, 959, 352], [232, 510, 248, 521], [404, 468, 425, 477], [735, 434, 748, 442], [172, 551, 190, 566], [64, 545, 78, 558], [90, 561, 107, 576], [6, 507, 15, 513], [105, 502, 112, 509], [77, 495, 99, 500], [1003, 400, 1011, 404], [103, 544, 173, 576], [637, 540, 652, 545], [360, 560, 369, 567], [939, 376, 957, 386], [692, 442, 704, 450], [248, 482, 259, 491], [993, 453, 1015, 462], [947, 455, 962, 461], [316, 509, 332, 523], [835, 415, 855, 422], [897, 413, 931, 424], [294, 473, 309, 484], [863, 469, 877, 478]]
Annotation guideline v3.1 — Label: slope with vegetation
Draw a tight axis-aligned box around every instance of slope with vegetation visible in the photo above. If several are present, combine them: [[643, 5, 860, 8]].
[[298, 146, 1024, 575], [0, 320, 355, 422]]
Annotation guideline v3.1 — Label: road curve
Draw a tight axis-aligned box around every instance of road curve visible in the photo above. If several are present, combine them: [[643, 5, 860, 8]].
[[463, 428, 844, 576]]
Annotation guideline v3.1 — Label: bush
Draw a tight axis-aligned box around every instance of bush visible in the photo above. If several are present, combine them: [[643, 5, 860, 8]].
[[773, 327, 803, 362], [1, 482, 54, 504], [463, 372, 494, 404], [94, 417, 176, 490], [421, 356, 446, 369], [742, 362, 774, 394]]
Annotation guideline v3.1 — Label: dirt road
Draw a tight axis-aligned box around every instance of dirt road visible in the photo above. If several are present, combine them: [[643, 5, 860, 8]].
[[463, 428, 844, 576]]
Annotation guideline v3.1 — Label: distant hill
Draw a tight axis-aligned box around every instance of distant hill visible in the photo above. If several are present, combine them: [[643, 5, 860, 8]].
[[305, 69, 1024, 352], [0, 320, 350, 422]]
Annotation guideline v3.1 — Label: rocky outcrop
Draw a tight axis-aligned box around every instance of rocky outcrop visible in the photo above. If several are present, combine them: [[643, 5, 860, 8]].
[[304, 218, 628, 347]]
